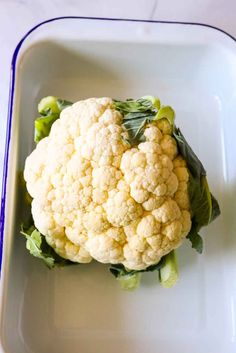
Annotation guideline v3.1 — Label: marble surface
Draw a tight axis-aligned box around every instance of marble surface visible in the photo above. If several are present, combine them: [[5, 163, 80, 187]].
[[0, 0, 236, 188]]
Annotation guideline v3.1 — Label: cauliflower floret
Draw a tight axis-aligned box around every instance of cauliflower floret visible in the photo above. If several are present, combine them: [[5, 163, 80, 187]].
[[99, 108, 123, 125], [83, 207, 109, 234], [123, 223, 162, 270], [65, 212, 87, 246], [144, 125, 162, 142], [137, 215, 161, 237], [160, 135, 178, 160], [85, 228, 125, 264], [105, 190, 143, 227], [70, 97, 112, 135], [92, 188, 108, 204], [139, 141, 162, 154], [142, 196, 164, 211], [162, 220, 182, 241], [152, 199, 181, 223], [156, 118, 172, 135], [174, 190, 190, 209], [24, 97, 192, 269], [174, 167, 189, 182], [173, 155, 187, 168], [181, 210, 192, 236], [121, 143, 180, 212], [92, 166, 122, 191], [32, 199, 91, 263], [46, 232, 92, 263], [80, 122, 128, 166]]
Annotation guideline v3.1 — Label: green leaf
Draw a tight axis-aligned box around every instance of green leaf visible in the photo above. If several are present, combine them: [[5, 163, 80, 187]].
[[109, 263, 126, 277], [57, 99, 73, 111], [141, 95, 161, 110], [114, 98, 154, 113], [187, 230, 203, 254], [173, 127, 206, 179], [122, 111, 154, 121], [188, 175, 212, 227], [18, 171, 32, 205], [21, 226, 55, 268], [210, 193, 221, 222], [173, 127, 221, 253], [20, 223, 76, 268], [35, 97, 72, 143], [34, 113, 59, 143], [114, 98, 174, 146], [110, 258, 164, 279], [159, 251, 179, 288], [122, 116, 149, 145]]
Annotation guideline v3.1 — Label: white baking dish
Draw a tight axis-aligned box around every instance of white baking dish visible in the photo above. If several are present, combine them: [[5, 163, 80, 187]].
[[0, 17, 236, 353]]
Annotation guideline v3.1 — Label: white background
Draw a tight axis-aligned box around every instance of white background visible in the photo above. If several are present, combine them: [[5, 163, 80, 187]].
[[0, 0, 236, 188]]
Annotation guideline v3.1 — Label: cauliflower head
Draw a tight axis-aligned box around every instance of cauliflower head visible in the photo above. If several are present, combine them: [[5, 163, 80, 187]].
[[24, 97, 191, 270]]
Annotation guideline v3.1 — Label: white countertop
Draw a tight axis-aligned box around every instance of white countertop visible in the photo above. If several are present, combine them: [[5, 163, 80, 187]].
[[0, 0, 235, 188]]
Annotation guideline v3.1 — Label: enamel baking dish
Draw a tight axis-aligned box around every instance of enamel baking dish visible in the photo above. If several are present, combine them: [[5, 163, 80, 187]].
[[0, 17, 236, 353]]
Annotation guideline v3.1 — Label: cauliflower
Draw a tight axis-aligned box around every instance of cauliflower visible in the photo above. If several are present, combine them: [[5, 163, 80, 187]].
[[24, 97, 192, 270]]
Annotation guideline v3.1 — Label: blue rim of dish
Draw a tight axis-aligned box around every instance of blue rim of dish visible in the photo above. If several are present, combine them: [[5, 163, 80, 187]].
[[0, 16, 235, 271]]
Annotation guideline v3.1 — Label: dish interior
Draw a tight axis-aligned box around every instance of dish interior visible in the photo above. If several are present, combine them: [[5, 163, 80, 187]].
[[2, 36, 236, 353]]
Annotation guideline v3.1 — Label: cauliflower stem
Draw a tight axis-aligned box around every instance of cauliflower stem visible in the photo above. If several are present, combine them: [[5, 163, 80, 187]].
[[21, 95, 221, 291], [159, 250, 178, 288], [110, 255, 173, 290], [117, 273, 141, 291]]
